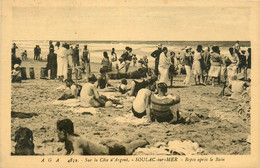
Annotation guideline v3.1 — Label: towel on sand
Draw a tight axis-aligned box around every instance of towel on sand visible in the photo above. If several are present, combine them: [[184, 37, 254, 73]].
[[53, 99, 93, 108], [133, 140, 204, 155], [70, 107, 98, 115], [167, 140, 204, 155], [114, 113, 149, 126], [133, 147, 171, 155], [53, 99, 81, 107]]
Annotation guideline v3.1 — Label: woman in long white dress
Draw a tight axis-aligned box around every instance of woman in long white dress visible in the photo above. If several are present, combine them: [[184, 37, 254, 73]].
[[57, 43, 69, 81], [227, 47, 239, 85], [158, 47, 172, 85]]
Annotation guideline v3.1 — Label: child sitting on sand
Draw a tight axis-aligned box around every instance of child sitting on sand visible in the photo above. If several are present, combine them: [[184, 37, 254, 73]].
[[219, 75, 249, 99], [97, 68, 110, 89], [80, 74, 120, 107], [56, 118, 149, 155], [11, 64, 22, 83], [119, 78, 129, 94], [57, 79, 82, 100]]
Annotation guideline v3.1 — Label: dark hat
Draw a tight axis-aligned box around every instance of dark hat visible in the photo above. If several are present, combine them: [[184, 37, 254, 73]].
[[212, 45, 220, 53], [55, 42, 60, 46], [157, 82, 167, 93], [121, 78, 127, 85], [99, 67, 106, 74]]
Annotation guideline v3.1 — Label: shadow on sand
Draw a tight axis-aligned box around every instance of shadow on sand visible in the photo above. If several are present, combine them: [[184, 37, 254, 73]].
[[11, 111, 38, 119], [168, 85, 188, 88]]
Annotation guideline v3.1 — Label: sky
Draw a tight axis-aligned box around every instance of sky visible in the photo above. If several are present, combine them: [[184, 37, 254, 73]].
[[11, 5, 251, 41]]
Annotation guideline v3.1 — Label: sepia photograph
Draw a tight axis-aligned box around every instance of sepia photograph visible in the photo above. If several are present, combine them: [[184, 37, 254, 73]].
[[1, 0, 260, 167]]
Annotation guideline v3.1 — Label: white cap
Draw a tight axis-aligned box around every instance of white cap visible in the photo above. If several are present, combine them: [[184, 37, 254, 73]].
[[14, 64, 20, 69]]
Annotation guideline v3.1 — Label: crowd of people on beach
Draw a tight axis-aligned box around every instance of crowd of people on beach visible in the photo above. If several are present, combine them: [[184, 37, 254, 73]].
[[11, 40, 251, 155]]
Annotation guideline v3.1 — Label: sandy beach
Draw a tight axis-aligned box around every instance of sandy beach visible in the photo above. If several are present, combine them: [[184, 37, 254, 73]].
[[11, 60, 250, 155]]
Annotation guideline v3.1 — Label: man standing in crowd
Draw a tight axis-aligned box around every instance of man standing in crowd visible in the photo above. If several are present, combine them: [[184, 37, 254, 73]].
[[73, 44, 80, 67], [121, 47, 132, 73], [151, 43, 163, 77], [11, 43, 18, 57], [21, 50, 28, 61], [46, 48, 57, 79], [246, 48, 251, 80], [49, 41, 54, 53], [200, 47, 211, 85], [11, 43, 21, 69], [34, 45, 41, 60], [81, 45, 91, 77]]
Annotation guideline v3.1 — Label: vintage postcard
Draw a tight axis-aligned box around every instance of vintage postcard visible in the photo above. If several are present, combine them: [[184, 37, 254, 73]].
[[1, 0, 260, 167]]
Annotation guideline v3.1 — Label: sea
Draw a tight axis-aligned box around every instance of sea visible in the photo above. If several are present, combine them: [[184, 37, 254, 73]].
[[12, 40, 251, 64]]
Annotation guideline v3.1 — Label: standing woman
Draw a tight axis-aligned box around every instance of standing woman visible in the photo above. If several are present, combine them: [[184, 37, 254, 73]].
[[111, 48, 118, 72], [227, 47, 239, 85], [169, 51, 177, 87], [54, 42, 60, 53], [158, 47, 172, 85], [183, 47, 193, 86], [57, 42, 69, 81], [192, 45, 203, 85], [101, 51, 110, 72], [208, 46, 222, 86], [67, 45, 74, 69]]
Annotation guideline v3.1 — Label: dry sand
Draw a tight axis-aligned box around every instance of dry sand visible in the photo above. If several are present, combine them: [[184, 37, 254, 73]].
[[11, 60, 250, 155]]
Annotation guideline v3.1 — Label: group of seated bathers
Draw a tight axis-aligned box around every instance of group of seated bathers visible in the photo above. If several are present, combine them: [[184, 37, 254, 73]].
[[131, 82, 180, 123]]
